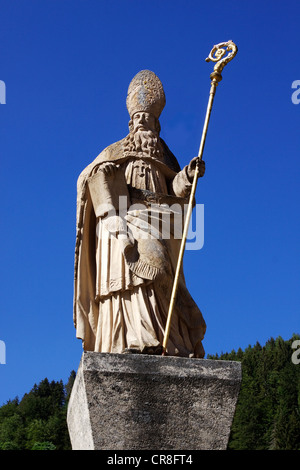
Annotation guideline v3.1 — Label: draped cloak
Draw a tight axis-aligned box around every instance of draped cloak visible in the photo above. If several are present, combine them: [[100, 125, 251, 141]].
[[74, 136, 206, 357]]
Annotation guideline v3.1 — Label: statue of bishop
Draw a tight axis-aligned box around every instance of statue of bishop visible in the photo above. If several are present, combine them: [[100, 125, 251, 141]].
[[73, 70, 206, 357]]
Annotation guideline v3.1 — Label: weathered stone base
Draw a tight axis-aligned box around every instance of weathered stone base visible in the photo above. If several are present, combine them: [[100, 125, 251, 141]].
[[67, 351, 241, 450]]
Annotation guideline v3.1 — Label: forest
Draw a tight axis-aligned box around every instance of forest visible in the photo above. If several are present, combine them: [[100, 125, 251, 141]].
[[0, 334, 299, 450]]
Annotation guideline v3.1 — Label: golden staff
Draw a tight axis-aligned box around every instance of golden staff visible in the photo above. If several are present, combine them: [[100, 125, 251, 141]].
[[162, 40, 238, 355]]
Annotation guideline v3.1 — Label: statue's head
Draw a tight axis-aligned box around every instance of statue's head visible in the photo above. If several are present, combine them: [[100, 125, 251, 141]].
[[125, 70, 165, 157], [126, 70, 165, 132]]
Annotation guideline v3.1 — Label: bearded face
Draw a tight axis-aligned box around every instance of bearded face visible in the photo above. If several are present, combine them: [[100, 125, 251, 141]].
[[124, 112, 163, 158]]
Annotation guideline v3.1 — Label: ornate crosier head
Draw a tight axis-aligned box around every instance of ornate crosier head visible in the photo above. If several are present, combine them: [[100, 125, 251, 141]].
[[205, 40, 238, 83]]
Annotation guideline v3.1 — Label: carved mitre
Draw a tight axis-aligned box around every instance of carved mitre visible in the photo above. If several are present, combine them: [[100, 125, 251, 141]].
[[126, 70, 166, 119]]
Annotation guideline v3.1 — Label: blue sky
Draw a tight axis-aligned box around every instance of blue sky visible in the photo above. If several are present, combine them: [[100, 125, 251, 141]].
[[0, 0, 299, 406]]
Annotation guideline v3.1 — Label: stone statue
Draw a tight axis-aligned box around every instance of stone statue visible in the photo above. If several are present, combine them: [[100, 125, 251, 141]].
[[73, 70, 206, 358]]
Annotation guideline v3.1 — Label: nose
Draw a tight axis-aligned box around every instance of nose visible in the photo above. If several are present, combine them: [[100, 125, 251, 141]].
[[137, 113, 145, 123]]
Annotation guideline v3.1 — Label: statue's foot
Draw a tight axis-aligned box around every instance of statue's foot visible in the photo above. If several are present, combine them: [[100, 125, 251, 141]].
[[142, 344, 163, 355], [122, 348, 142, 354]]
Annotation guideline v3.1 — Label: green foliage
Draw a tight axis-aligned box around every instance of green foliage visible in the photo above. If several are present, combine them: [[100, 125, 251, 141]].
[[0, 371, 76, 450], [0, 440, 20, 450], [208, 334, 300, 450], [31, 441, 56, 450]]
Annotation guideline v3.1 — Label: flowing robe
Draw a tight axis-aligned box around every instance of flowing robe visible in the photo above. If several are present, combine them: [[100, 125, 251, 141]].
[[74, 136, 206, 357]]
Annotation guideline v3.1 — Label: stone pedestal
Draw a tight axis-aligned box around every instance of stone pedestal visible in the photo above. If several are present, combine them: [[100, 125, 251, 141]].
[[67, 352, 241, 450]]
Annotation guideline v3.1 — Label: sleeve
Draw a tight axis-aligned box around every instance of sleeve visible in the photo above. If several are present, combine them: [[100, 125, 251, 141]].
[[169, 166, 193, 198]]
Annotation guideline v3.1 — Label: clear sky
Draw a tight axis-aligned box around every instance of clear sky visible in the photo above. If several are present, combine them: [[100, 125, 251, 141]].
[[0, 0, 299, 406]]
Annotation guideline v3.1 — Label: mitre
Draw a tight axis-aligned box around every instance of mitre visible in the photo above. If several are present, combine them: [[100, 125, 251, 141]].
[[126, 70, 166, 119]]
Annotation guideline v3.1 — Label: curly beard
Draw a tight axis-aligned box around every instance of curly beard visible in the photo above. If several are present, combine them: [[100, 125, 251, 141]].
[[123, 127, 164, 159]]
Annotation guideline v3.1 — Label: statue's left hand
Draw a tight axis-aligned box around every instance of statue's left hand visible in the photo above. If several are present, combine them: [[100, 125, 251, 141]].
[[187, 158, 205, 179], [99, 162, 119, 177]]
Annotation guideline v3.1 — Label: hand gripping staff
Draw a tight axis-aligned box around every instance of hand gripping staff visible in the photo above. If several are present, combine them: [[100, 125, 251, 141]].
[[162, 40, 238, 355]]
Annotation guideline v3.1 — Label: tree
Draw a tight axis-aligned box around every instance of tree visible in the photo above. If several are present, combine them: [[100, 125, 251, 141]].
[[0, 372, 75, 450], [209, 334, 300, 450]]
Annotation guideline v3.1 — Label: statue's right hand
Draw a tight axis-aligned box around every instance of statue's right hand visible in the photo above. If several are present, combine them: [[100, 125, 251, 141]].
[[99, 162, 118, 177]]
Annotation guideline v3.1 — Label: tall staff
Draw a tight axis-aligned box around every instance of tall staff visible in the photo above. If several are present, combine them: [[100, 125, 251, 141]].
[[162, 40, 238, 355]]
